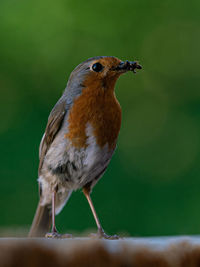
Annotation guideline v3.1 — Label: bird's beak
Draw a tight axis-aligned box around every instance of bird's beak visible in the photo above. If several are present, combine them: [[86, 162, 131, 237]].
[[114, 60, 142, 74]]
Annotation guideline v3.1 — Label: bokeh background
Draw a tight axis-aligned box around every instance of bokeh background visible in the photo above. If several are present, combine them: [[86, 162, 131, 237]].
[[0, 0, 200, 237]]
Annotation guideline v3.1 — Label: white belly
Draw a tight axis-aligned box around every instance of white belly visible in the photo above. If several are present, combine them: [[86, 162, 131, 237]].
[[38, 123, 115, 207]]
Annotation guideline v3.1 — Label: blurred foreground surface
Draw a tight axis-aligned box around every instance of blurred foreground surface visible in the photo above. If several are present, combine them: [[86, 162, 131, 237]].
[[1, 237, 200, 267], [0, 0, 200, 236]]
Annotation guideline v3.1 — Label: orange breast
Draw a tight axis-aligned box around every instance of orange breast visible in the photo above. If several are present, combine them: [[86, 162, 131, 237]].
[[65, 85, 122, 150]]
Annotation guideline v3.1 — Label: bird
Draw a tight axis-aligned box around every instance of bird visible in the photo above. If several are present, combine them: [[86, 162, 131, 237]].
[[28, 56, 142, 239]]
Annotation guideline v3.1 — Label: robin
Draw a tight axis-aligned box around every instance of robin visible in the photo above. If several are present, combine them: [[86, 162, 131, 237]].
[[28, 56, 142, 239]]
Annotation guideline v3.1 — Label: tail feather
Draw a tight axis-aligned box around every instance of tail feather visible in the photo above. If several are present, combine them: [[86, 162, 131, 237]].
[[28, 203, 51, 237]]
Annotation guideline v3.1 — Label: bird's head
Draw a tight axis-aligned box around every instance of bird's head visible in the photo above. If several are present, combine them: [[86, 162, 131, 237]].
[[66, 56, 142, 97]]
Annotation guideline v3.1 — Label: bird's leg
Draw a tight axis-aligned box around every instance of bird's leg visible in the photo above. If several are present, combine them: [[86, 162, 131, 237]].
[[46, 187, 72, 239], [51, 190, 58, 233], [45, 188, 61, 238], [83, 187, 119, 240]]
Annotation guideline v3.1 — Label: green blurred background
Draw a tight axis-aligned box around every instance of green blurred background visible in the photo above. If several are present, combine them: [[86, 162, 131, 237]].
[[0, 0, 200, 237]]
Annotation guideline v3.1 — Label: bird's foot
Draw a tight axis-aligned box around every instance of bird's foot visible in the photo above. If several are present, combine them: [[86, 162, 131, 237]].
[[90, 228, 119, 240], [45, 231, 62, 239], [45, 231, 72, 239]]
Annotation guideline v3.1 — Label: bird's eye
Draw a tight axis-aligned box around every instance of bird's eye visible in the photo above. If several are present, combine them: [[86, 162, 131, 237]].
[[92, 62, 104, 72]]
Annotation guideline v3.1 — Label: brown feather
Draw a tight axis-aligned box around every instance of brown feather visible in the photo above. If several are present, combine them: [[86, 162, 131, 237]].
[[38, 98, 66, 174]]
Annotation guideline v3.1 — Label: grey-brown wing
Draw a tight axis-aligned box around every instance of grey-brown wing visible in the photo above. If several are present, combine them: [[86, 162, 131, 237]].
[[38, 97, 67, 174]]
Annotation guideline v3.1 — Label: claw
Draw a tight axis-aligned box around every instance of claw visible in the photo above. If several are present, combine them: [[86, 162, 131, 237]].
[[89, 228, 119, 240], [45, 231, 73, 239], [45, 231, 62, 239]]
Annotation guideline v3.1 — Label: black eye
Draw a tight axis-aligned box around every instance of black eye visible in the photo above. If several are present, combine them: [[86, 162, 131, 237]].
[[92, 62, 104, 72]]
